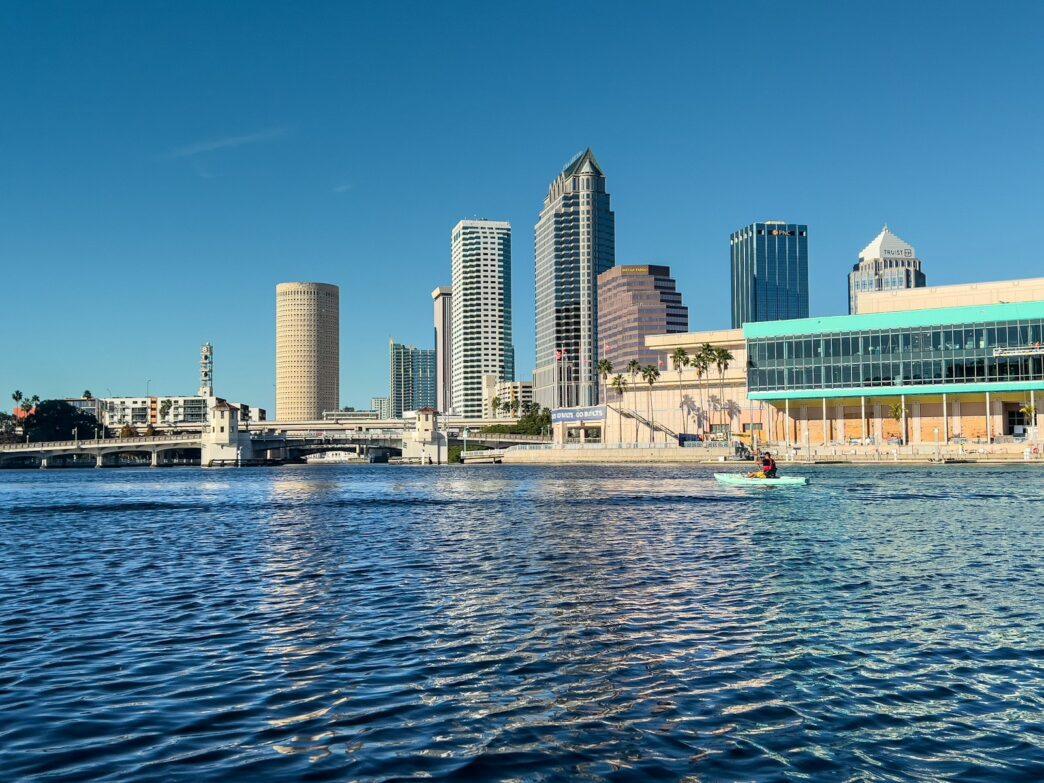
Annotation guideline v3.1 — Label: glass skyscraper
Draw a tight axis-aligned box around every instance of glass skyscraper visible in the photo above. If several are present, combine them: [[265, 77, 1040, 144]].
[[730, 221, 809, 328], [389, 340, 436, 418], [533, 149, 615, 409]]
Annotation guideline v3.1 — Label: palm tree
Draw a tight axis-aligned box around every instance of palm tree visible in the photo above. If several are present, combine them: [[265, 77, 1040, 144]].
[[670, 347, 689, 434], [597, 358, 613, 406], [490, 395, 501, 419], [11, 390, 22, 412], [509, 398, 520, 417], [610, 374, 626, 444], [714, 348, 734, 436], [82, 390, 92, 400], [690, 346, 710, 435], [626, 359, 641, 443], [641, 365, 660, 443]]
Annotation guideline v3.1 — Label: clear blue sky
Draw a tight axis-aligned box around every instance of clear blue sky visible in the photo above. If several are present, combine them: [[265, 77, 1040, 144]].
[[3, 1, 1043, 413]]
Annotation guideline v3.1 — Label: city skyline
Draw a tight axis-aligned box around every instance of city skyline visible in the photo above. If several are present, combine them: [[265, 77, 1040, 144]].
[[3, 3, 1044, 412]]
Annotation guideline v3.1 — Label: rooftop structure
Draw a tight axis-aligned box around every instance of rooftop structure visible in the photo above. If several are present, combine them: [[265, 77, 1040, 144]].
[[849, 226, 925, 314]]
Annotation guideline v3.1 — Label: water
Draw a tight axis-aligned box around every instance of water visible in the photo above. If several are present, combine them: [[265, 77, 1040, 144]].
[[1, 464, 1042, 782]]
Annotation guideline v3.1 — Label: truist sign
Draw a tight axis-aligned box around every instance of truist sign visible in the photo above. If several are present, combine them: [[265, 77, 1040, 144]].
[[551, 405, 606, 423], [882, 248, 915, 258]]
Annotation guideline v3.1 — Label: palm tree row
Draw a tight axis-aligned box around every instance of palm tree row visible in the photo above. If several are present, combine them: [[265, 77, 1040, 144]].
[[595, 343, 735, 444]]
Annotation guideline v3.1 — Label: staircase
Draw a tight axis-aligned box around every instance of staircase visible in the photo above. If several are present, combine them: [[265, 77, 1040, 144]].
[[608, 404, 679, 440]]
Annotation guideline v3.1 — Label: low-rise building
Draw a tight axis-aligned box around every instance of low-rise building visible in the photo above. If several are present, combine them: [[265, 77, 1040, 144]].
[[481, 376, 533, 417]]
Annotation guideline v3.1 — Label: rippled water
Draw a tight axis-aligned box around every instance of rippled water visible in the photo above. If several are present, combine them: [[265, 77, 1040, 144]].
[[2, 464, 1043, 781]]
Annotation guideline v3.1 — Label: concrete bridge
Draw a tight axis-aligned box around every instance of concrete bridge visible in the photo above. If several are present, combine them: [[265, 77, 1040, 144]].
[[0, 434, 203, 468], [0, 422, 550, 468]]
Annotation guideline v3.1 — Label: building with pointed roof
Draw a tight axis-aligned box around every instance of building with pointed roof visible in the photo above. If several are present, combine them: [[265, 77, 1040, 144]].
[[533, 149, 615, 409], [849, 225, 925, 314]]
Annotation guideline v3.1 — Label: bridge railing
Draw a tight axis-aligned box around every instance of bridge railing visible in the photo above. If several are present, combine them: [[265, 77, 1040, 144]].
[[0, 434, 199, 452]]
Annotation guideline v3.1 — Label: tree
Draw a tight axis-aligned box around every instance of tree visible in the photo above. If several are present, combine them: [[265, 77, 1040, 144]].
[[641, 365, 660, 443], [144, 424, 157, 437], [21, 400, 98, 443], [626, 359, 641, 443], [714, 348, 734, 435], [691, 345, 711, 435], [671, 347, 689, 434], [21, 395, 40, 417], [597, 358, 613, 406], [119, 424, 137, 438], [0, 411, 17, 443], [481, 406, 551, 436], [159, 399, 172, 422], [509, 398, 520, 417], [82, 390, 92, 400], [11, 390, 22, 410], [889, 401, 906, 444], [610, 374, 626, 444], [490, 395, 501, 419]]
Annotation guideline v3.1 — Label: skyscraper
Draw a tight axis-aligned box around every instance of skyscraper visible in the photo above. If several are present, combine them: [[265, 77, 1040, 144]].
[[533, 149, 615, 409], [431, 286, 453, 413], [730, 222, 808, 328], [276, 282, 339, 420], [848, 225, 925, 314], [597, 265, 688, 380], [389, 339, 436, 418], [450, 220, 514, 418]]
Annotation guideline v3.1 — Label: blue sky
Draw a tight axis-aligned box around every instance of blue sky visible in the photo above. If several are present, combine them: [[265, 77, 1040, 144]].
[[2, 1, 1043, 413]]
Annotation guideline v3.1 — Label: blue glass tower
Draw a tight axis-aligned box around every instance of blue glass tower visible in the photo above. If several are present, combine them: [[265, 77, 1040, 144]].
[[730, 222, 809, 328]]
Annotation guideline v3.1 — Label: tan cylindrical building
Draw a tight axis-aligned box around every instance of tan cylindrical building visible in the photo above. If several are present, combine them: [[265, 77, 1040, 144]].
[[276, 282, 339, 421]]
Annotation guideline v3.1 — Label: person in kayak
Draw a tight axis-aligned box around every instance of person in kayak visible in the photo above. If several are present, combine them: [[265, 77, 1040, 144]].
[[748, 451, 778, 479], [761, 452, 778, 478]]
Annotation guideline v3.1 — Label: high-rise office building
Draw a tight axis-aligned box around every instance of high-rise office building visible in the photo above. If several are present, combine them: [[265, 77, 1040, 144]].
[[730, 222, 808, 328], [370, 396, 392, 420], [450, 220, 514, 418], [276, 282, 339, 420], [848, 225, 925, 314], [597, 265, 689, 380], [432, 286, 453, 413], [533, 149, 615, 409], [389, 340, 436, 418]]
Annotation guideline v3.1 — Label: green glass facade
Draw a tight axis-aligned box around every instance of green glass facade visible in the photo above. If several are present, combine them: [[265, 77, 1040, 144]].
[[744, 302, 1044, 400]]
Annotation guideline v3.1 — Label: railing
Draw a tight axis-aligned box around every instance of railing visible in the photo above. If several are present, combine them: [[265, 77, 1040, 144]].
[[0, 434, 200, 452], [507, 442, 734, 452], [993, 345, 1044, 357]]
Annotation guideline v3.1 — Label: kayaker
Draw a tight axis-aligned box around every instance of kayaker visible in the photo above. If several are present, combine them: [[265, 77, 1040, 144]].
[[761, 452, 778, 478]]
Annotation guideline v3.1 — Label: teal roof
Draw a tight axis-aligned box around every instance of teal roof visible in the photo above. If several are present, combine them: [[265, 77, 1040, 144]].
[[750, 379, 1044, 401], [743, 300, 1044, 339]]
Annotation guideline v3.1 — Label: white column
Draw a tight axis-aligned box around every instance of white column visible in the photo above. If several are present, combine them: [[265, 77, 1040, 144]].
[[785, 399, 790, 448], [822, 398, 828, 445], [1032, 390, 1037, 440], [901, 394, 907, 445], [861, 396, 867, 442], [986, 392, 992, 442], [942, 394, 949, 443]]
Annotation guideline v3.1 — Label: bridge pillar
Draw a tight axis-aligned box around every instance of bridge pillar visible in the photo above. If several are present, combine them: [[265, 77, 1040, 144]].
[[150, 450, 160, 467], [96, 453, 107, 468], [39, 456, 51, 469]]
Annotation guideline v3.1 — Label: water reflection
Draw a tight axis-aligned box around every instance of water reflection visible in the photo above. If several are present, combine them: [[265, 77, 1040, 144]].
[[0, 464, 1041, 781]]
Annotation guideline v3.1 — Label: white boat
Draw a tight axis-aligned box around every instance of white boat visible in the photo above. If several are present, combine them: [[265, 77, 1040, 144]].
[[714, 473, 809, 487]]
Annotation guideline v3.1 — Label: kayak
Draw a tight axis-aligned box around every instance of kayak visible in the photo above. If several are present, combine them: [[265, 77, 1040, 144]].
[[714, 473, 809, 487]]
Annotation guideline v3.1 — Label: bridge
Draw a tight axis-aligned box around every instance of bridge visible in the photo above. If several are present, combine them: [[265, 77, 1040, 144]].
[[0, 417, 550, 468]]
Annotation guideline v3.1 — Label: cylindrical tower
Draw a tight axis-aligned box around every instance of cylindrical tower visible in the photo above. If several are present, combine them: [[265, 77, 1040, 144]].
[[276, 282, 339, 421]]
